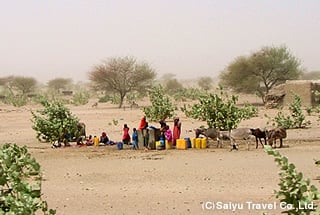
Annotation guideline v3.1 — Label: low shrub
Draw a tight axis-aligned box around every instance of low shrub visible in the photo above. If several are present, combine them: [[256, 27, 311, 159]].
[[265, 145, 320, 215], [0, 143, 55, 214]]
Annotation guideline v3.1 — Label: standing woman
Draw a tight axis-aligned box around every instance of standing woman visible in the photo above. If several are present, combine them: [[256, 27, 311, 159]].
[[172, 117, 181, 146], [122, 124, 131, 145], [138, 116, 147, 130]]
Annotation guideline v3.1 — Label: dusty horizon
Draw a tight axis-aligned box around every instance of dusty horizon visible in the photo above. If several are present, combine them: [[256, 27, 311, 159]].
[[1, 1, 320, 82]]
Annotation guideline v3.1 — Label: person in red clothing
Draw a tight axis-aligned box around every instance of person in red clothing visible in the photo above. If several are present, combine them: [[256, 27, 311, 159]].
[[172, 117, 181, 146], [138, 116, 148, 149], [122, 124, 131, 145], [138, 116, 147, 130]]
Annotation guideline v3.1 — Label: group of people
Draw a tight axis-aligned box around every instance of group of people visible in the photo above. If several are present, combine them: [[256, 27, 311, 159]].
[[120, 117, 147, 150], [77, 131, 115, 146], [75, 115, 182, 150], [120, 116, 182, 150], [160, 117, 182, 146]]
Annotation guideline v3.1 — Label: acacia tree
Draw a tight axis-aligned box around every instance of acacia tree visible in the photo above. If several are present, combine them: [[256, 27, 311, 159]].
[[164, 78, 184, 95], [47, 78, 72, 92], [10, 76, 37, 95], [89, 57, 156, 108], [197, 76, 213, 91], [219, 46, 303, 103]]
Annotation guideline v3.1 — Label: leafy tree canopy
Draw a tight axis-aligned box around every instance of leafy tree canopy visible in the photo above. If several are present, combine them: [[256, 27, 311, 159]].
[[219, 45, 303, 103], [47, 78, 72, 92], [197, 76, 213, 91], [164, 78, 184, 95], [10, 76, 37, 95], [89, 56, 156, 108]]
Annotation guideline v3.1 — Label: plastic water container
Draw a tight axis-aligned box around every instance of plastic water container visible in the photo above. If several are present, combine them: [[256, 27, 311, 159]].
[[184, 137, 192, 148], [117, 142, 123, 150], [191, 138, 196, 148], [176, 139, 187, 150], [201, 138, 207, 149], [93, 137, 99, 147], [165, 140, 172, 149], [195, 138, 201, 149], [156, 141, 164, 150]]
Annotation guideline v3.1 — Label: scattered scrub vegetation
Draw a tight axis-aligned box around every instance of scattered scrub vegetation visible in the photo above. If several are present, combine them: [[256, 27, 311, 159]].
[[267, 94, 311, 129], [72, 90, 89, 106]]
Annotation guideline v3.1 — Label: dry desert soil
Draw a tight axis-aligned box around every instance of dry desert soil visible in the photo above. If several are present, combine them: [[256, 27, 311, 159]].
[[1, 95, 320, 215]]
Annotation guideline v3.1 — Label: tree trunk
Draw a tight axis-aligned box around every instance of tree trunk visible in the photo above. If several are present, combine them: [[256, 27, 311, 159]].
[[118, 93, 125, 108]]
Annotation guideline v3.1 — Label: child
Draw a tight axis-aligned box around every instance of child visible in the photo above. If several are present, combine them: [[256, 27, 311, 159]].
[[165, 125, 173, 144], [86, 135, 94, 146], [132, 128, 139, 150]]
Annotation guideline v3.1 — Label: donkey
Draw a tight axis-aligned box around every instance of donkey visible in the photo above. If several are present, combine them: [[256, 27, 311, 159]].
[[266, 128, 287, 148], [250, 128, 267, 149], [219, 128, 253, 150]]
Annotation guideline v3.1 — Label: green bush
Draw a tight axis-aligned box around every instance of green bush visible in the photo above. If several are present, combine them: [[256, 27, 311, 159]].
[[182, 89, 255, 130], [240, 103, 259, 119], [0, 143, 55, 214], [143, 85, 176, 122], [31, 99, 79, 144], [171, 88, 206, 102], [265, 145, 320, 215], [5, 95, 28, 107], [271, 94, 311, 129], [72, 91, 89, 106]]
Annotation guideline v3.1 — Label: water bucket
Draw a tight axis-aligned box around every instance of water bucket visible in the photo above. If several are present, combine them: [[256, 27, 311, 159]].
[[201, 138, 207, 149], [195, 138, 201, 149], [117, 142, 123, 150]]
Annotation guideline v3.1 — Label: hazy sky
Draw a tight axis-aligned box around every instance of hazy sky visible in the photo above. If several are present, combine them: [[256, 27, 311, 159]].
[[1, 0, 319, 83]]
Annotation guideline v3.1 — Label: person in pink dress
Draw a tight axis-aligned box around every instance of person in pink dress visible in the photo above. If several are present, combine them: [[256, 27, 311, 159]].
[[165, 125, 173, 144], [172, 117, 181, 146]]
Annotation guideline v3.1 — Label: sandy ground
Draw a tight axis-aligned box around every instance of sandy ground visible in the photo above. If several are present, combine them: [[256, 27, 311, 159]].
[[1, 96, 320, 215]]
